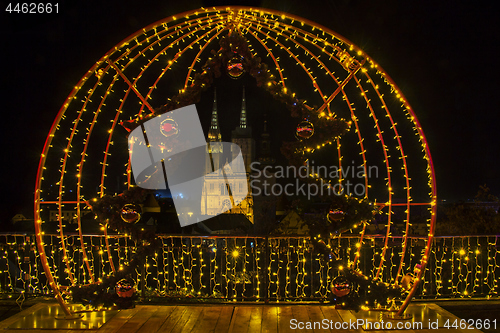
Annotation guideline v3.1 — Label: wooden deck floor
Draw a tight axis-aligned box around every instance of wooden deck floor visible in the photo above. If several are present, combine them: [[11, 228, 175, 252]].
[[0, 302, 483, 333]]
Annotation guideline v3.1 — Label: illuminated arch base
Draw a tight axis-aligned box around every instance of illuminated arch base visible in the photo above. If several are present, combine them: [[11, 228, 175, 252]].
[[34, 7, 436, 316]]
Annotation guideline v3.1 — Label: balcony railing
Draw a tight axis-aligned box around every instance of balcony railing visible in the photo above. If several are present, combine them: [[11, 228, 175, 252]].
[[0, 234, 498, 301]]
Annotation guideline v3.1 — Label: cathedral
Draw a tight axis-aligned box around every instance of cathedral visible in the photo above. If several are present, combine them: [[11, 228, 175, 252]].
[[200, 87, 255, 223]]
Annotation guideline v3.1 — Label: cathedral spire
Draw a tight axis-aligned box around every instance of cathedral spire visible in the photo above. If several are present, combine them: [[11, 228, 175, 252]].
[[239, 86, 247, 129], [208, 88, 221, 142]]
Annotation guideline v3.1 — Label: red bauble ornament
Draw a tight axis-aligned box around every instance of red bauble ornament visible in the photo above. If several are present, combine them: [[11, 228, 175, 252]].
[[331, 276, 352, 297], [160, 118, 179, 138], [227, 56, 245, 79], [120, 204, 141, 223], [116, 278, 135, 298], [296, 121, 314, 139], [327, 209, 345, 223]]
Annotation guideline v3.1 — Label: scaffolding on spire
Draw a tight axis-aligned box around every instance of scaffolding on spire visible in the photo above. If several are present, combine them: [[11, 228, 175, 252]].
[[239, 86, 247, 129]]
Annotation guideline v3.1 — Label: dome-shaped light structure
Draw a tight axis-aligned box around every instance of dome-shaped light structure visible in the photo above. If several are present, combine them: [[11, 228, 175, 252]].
[[34, 7, 436, 316]]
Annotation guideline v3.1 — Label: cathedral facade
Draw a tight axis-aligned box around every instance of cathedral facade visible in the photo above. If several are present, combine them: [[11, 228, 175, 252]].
[[200, 88, 255, 223]]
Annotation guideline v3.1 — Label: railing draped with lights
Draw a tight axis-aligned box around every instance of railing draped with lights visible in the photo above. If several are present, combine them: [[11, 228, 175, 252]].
[[0, 234, 498, 300]]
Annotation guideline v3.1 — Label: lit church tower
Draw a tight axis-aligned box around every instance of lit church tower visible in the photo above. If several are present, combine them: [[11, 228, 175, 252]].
[[229, 86, 254, 222], [231, 86, 255, 172], [201, 89, 224, 215], [206, 88, 223, 173]]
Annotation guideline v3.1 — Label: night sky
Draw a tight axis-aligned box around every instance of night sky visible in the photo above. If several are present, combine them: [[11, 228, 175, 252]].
[[2, 0, 499, 223]]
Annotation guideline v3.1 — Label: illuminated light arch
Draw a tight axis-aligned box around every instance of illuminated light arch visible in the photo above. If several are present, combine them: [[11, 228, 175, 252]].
[[34, 7, 436, 316]]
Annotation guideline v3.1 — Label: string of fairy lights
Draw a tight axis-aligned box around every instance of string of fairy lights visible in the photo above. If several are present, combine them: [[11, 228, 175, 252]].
[[31, 7, 437, 312], [0, 234, 498, 299]]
